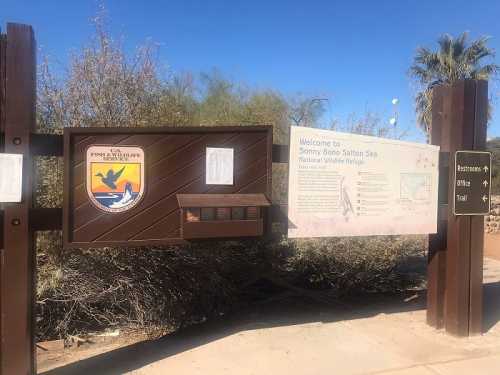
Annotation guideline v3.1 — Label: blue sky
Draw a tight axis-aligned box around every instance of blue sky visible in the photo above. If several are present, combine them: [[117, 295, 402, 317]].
[[2, 0, 499, 142]]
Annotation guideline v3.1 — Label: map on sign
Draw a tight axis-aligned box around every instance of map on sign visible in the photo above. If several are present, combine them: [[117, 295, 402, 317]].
[[287, 127, 440, 238], [400, 174, 432, 201]]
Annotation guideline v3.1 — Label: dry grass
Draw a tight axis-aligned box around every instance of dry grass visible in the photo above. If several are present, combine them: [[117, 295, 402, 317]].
[[36, 233, 426, 341]]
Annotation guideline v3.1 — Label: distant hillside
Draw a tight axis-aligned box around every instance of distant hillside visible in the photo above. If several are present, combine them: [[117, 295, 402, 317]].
[[487, 138, 500, 195]]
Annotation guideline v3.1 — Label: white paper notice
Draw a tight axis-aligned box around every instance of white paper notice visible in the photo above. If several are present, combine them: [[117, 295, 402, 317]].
[[287, 126, 439, 238], [0, 153, 23, 203], [206, 147, 234, 185]]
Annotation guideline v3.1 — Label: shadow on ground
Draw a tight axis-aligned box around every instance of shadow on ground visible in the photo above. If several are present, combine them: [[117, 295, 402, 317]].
[[484, 281, 500, 332], [40, 283, 500, 375], [40, 290, 427, 375]]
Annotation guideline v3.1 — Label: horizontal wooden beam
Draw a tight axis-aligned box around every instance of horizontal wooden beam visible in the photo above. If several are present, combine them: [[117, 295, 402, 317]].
[[438, 204, 448, 221], [5, 202, 441, 237], [272, 144, 289, 163], [4, 202, 444, 239], [439, 151, 450, 168], [4, 205, 288, 233], [30, 133, 63, 156], [270, 203, 288, 224], [29, 208, 62, 231]]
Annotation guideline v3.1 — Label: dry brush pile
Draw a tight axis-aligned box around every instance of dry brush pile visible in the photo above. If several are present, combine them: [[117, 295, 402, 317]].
[[36, 230, 426, 340]]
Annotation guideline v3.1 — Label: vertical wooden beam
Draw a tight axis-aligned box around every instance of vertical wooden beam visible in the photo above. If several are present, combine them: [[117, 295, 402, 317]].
[[443, 80, 486, 336], [428, 80, 487, 336], [1, 23, 36, 375], [0, 27, 6, 371], [469, 80, 488, 335], [427, 85, 447, 328], [444, 81, 470, 336]]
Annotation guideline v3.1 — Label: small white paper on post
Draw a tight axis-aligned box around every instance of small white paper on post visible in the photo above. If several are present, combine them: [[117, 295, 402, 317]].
[[0, 153, 23, 203], [206, 147, 234, 185]]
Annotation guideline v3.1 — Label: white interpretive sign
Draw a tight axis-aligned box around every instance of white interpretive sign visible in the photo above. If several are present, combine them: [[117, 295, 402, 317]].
[[206, 147, 234, 185], [0, 153, 23, 203], [287, 126, 439, 238]]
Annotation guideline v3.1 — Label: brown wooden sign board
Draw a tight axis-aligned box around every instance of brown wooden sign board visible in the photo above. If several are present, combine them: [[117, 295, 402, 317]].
[[63, 126, 272, 248], [453, 150, 491, 216]]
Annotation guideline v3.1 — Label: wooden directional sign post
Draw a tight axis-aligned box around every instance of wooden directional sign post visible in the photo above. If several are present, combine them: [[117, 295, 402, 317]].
[[427, 80, 488, 337], [454, 151, 492, 216]]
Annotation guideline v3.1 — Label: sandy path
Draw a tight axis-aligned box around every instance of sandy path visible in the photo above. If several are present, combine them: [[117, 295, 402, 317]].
[[485, 233, 500, 261]]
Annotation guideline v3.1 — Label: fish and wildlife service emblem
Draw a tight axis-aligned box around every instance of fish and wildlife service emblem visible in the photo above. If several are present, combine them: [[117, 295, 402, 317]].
[[86, 145, 145, 213]]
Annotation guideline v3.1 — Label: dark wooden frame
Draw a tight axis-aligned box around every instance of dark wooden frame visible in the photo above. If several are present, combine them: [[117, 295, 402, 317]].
[[63, 125, 273, 248]]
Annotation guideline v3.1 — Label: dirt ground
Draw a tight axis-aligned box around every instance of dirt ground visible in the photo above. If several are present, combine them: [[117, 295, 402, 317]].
[[36, 236, 500, 375], [37, 278, 500, 375], [485, 233, 500, 261]]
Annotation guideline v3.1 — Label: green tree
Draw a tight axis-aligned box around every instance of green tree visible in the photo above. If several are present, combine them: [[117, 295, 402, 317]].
[[198, 69, 247, 126], [196, 70, 324, 143], [410, 32, 498, 134]]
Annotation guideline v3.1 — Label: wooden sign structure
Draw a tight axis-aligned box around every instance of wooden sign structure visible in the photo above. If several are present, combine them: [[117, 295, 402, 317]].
[[0, 21, 491, 375], [427, 80, 488, 336], [63, 126, 273, 248]]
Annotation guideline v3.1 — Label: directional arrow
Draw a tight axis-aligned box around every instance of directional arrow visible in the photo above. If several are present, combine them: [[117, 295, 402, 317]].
[[454, 151, 491, 215]]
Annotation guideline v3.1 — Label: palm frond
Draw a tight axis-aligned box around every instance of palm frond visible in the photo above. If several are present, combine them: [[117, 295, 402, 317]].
[[437, 34, 453, 56], [464, 36, 495, 65], [452, 32, 468, 60], [411, 32, 498, 136], [409, 65, 434, 84], [472, 64, 499, 80], [415, 89, 433, 133]]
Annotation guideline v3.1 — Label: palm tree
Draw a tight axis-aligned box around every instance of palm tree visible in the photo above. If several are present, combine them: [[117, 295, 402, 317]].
[[410, 32, 498, 135]]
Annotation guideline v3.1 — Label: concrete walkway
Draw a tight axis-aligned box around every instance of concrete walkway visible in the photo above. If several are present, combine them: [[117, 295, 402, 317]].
[[40, 258, 500, 375]]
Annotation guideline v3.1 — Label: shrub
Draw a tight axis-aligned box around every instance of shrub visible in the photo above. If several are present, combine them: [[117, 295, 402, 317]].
[[36, 235, 426, 340]]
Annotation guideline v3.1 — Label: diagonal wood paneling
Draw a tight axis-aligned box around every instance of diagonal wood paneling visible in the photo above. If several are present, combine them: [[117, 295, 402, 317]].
[[64, 126, 272, 247], [83, 132, 266, 241], [94, 133, 266, 241]]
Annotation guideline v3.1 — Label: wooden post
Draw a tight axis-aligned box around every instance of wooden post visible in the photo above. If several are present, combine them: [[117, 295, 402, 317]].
[[0, 26, 5, 373], [0, 23, 36, 375], [468, 80, 488, 335], [427, 84, 449, 329], [428, 80, 487, 336]]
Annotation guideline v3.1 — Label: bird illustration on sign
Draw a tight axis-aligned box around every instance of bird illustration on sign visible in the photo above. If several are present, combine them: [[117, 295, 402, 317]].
[[95, 166, 126, 190]]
